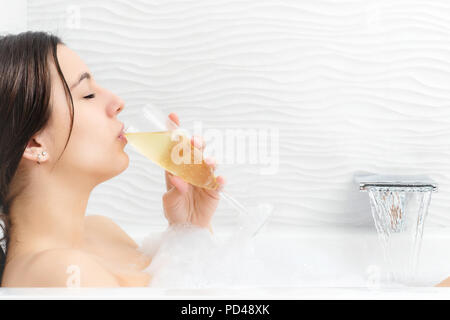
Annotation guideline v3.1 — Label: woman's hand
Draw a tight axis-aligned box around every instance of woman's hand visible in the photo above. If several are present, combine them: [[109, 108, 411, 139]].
[[162, 113, 226, 232]]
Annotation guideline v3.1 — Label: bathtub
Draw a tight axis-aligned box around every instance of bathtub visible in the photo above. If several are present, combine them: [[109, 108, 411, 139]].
[[1, 225, 450, 299]]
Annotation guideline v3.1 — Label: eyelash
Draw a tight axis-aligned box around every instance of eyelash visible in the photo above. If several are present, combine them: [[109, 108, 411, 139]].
[[83, 93, 96, 99]]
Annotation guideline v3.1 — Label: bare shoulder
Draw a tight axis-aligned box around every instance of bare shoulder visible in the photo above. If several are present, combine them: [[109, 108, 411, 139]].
[[3, 248, 119, 287], [436, 277, 450, 287], [85, 214, 138, 248]]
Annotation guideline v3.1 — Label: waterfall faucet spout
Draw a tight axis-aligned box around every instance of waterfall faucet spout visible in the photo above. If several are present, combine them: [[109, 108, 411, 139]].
[[356, 174, 437, 192], [355, 173, 437, 285]]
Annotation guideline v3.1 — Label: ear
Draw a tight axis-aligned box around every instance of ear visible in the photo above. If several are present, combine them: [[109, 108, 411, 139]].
[[22, 134, 49, 164]]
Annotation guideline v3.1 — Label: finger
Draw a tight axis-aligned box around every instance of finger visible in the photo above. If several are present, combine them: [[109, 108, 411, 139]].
[[167, 112, 180, 129], [215, 176, 226, 192], [165, 170, 174, 191], [167, 173, 189, 194], [204, 156, 217, 170], [191, 135, 206, 150]]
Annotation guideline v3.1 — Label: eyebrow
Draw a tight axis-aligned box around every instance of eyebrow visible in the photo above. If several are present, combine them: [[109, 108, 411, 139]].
[[70, 72, 91, 90]]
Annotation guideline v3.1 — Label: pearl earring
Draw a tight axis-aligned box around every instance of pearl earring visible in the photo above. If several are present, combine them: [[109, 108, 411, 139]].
[[37, 151, 47, 165]]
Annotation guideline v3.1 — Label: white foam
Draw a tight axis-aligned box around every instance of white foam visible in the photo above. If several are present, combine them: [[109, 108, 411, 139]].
[[138, 223, 368, 289], [139, 224, 262, 288]]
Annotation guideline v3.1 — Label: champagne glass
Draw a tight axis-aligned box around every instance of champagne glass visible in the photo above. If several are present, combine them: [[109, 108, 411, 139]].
[[120, 104, 272, 237]]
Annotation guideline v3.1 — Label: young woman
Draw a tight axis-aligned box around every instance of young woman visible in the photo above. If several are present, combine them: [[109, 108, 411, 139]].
[[0, 31, 226, 287]]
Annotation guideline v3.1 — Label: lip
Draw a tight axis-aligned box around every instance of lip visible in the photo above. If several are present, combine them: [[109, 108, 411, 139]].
[[117, 123, 128, 143]]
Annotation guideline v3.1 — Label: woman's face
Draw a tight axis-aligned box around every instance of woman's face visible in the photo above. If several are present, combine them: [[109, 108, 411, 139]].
[[42, 44, 129, 184]]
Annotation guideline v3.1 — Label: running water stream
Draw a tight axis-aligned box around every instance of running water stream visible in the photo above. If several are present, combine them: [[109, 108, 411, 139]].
[[357, 175, 437, 285]]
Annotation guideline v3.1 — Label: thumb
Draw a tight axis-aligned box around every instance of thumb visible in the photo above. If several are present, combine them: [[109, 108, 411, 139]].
[[162, 185, 184, 222], [162, 185, 182, 209]]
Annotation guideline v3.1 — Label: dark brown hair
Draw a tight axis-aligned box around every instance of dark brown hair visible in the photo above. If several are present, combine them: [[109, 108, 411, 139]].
[[0, 31, 74, 285]]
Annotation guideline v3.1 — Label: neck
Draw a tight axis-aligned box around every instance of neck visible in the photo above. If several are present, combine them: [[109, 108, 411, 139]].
[[8, 166, 96, 256]]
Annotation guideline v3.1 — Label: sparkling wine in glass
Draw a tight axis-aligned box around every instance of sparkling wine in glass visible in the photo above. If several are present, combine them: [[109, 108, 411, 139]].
[[121, 104, 272, 237]]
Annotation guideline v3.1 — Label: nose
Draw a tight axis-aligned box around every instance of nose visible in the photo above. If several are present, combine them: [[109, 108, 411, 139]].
[[115, 102, 124, 114], [105, 89, 125, 117], [113, 96, 125, 115]]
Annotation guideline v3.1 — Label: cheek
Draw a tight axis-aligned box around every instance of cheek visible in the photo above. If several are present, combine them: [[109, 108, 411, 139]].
[[65, 112, 112, 166]]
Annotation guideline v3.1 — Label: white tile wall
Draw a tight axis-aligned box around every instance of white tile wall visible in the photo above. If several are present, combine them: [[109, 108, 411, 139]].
[[0, 1, 27, 33], [17, 0, 450, 234]]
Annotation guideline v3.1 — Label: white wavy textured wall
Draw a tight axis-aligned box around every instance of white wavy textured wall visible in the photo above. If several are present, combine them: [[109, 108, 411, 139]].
[[0, 1, 27, 33], [25, 0, 450, 234]]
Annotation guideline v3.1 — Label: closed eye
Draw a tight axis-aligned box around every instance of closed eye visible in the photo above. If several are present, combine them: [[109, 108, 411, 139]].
[[83, 93, 96, 99]]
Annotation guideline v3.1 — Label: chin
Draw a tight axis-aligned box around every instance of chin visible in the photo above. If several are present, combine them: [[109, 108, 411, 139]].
[[117, 151, 130, 173], [85, 151, 130, 185], [105, 151, 129, 180]]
